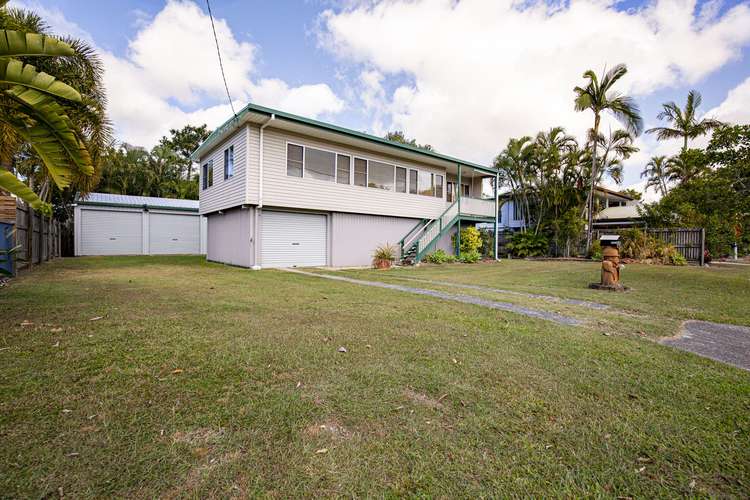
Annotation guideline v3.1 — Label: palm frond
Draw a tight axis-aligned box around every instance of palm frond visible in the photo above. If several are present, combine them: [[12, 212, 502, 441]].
[[0, 58, 81, 101], [0, 30, 74, 57], [0, 169, 50, 214]]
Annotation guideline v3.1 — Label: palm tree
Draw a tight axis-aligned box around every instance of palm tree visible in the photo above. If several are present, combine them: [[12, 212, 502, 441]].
[[574, 64, 643, 249], [664, 152, 708, 185], [595, 129, 638, 185], [0, 1, 106, 213], [640, 155, 669, 196], [645, 90, 722, 150], [495, 136, 535, 232]]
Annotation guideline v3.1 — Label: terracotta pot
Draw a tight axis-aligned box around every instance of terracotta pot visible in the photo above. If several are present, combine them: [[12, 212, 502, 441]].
[[373, 259, 392, 269]]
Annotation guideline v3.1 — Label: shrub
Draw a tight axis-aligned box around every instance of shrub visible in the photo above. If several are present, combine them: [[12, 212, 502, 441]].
[[372, 243, 396, 269], [452, 226, 483, 254], [459, 250, 481, 263], [478, 229, 495, 258], [590, 240, 603, 261], [506, 232, 548, 258], [620, 228, 650, 260], [425, 249, 456, 264]]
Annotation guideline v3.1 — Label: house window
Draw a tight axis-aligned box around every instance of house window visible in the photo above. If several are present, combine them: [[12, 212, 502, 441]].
[[435, 175, 444, 198], [418, 171, 433, 196], [462, 183, 470, 197], [207, 161, 213, 187], [305, 147, 335, 182], [336, 154, 350, 184], [368, 160, 394, 190], [512, 200, 521, 221], [409, 169, 418, 194], [287, 144, 303, 177], [447, 181, 454, 202], [354, 158, 367, 186], [395, 167, 407, 193], [202, 163, 208, 190], [224, 146, 234, 179]]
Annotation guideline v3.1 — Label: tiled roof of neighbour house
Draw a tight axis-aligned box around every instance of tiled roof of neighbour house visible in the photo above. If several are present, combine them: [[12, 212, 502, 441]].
[[594, 204, 643, 220], [190, 103, 497, 174], [76, 193, 199, 212]]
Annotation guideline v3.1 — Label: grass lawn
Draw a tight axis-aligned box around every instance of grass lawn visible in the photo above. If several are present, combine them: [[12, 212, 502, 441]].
[[1, 256, 749, 497]]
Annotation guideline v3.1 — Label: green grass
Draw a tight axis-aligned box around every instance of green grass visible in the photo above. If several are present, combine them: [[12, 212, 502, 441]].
[[1, 256, 749, 497]]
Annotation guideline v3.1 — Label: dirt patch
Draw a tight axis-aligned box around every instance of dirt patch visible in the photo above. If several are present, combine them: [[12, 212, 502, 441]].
[[404, 388, 445, 409], [303, 419, 352, 440], [172, 427, 226, 446]]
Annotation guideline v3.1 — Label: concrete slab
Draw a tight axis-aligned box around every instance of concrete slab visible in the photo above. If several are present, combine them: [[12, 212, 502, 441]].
[[662, 321, 750, 371]]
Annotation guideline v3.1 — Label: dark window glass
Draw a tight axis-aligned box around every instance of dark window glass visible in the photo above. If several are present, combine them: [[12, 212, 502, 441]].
[[368, 160, 394, 190], [207, 161, 213, 188], [447, 181, 454, 202], [202, 163, 208, 190], [224, 146, 234, 179], [287, 144, 303, 177], [409, 169, 418, 194], [305, 147, 335, 182], [435, 175, 444, 198], [336, 154, 350, 184], [395, 167, 407, 193], [418, 171, 433, 196], [354, 158, 367, 186]]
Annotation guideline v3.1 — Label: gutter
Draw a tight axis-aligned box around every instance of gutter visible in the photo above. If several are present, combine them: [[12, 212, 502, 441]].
[[76, 200, 199, 213]]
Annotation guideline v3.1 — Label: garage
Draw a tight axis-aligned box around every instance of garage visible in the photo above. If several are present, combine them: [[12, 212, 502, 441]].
[[75, 193, 206, 256], [261, 210, 327, 267], [80, 209, 142, 255]]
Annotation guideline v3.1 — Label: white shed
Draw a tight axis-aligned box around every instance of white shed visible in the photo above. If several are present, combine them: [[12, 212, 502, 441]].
[[74, 193, 207, 256]]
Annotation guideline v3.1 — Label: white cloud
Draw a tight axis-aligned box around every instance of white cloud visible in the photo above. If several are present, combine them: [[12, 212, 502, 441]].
[[705, 75, 750, 124], [11, 0, 345, 147], [320, 0, 750, 168]]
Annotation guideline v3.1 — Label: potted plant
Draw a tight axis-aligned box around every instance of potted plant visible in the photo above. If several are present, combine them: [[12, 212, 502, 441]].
[[372, 243, 396, 269]]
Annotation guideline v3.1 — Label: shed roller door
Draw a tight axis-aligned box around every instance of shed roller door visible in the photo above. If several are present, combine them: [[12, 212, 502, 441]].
[[80, 209, 142, 255], [149, 213, 200, 254], [261, 211, 327, 268]]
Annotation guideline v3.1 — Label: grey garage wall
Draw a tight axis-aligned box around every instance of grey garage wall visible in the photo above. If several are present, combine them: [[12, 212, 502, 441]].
[[330, 212, 419, 267], [206, 206, 255, 267]]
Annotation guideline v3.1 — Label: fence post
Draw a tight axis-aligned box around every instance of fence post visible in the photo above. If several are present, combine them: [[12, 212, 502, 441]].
[[700, 228, 705, 266], [26, 205, 33, 270]]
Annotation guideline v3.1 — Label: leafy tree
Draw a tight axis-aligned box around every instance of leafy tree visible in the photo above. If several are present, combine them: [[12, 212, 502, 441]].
[[0, 2, 110, 214], [619, 188, 642, 200], [384, 130, 433, 151], [641, 124, 750, 256], [641, 155, 670, 197], [574, 64, 643, 249], [646, 90, 722, 150], [159, 124, 210, 179], [665, 148, 709, 185]]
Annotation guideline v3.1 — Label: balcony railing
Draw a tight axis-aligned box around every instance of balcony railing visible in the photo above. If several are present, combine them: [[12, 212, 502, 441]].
[[458, 197, 496, 218]]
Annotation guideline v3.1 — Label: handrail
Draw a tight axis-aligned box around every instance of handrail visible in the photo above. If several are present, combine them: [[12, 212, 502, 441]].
[[416, 201, 459, 258], [398, 218, 428, 248]]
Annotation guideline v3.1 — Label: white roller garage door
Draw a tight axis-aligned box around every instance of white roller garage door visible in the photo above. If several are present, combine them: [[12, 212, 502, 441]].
[[80, 209, 142, 255], [149, 213, 200, 254], [261, 211, 327, 268]]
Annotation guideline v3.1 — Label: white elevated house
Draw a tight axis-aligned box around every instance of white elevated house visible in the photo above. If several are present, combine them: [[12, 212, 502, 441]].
[[191, 103, 501, 268], [74, 193, 207, 256]]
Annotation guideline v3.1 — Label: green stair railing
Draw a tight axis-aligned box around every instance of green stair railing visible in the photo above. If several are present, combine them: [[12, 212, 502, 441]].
[[398, 218, 429, 262], [415, 201, 460, 262]]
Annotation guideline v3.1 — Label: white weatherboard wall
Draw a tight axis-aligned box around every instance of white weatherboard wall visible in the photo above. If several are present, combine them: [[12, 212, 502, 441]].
[[206, 206, 255, 267], [198, 126, 249, 214], [75, 205, 206, 256]]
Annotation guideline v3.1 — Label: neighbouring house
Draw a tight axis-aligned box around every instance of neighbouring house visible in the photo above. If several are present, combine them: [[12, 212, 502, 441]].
[[191, 103, 501, 268], [496, 186, 640, 232], [74, 193, 207, 256]]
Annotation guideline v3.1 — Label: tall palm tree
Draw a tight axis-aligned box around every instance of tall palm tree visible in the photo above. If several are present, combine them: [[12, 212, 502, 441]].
[[645, 90, 722, 150], [495, 136, 535, 232], [664, 153, 708, 185], [595, 129, 638, 185], [0, 1, 107, 213], [640, 155, 669, 196], [574, 64, 643, 249]]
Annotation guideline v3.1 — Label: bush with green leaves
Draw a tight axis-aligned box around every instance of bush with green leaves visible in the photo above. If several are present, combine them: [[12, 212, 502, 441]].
[[589, 240, 603, 261], [459, 250, 481, 263], [425, 249, 456, 264], [452, 226, 483, 254], [506, 232, 548, 257]]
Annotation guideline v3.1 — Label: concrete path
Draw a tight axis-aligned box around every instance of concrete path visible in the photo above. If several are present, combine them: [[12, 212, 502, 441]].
[[286, 269, 581, 327], [385, 276, 609, 310], [662, 321, 750, 371]]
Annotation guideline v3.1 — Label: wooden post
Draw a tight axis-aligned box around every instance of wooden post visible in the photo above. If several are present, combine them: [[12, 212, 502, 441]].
[[26, 205, 33, 270], [700, 228, 705, 266]]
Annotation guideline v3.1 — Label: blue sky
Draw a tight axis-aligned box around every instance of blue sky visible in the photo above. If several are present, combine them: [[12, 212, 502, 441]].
[[10, 0, 750, 197]]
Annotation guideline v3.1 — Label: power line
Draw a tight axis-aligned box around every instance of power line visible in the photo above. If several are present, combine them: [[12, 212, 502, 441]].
[[206, 0, 238, 121]]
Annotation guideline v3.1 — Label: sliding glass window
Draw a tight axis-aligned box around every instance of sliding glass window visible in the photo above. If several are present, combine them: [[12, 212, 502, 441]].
[[368, 160, 395, 190], [336, 154, 351, 184], [305, 147, 335, 182]]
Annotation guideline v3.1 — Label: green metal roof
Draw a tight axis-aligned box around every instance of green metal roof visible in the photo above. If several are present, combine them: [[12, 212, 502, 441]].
[[191, 103, 497, 174]]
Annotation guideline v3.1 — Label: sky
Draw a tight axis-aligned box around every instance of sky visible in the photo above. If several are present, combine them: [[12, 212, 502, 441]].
[[9, 0, 750, 200]]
